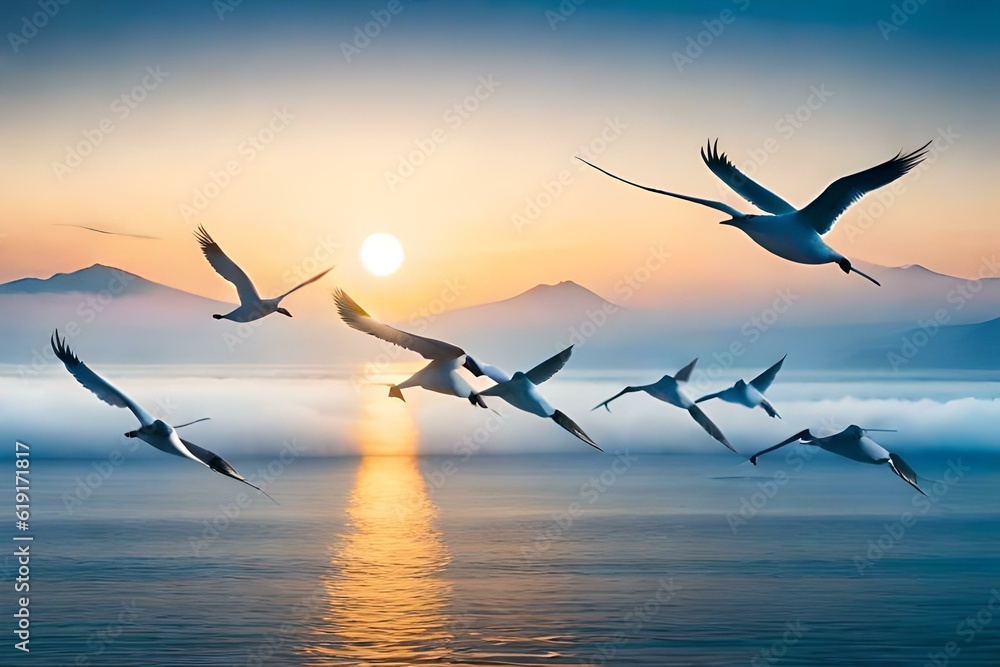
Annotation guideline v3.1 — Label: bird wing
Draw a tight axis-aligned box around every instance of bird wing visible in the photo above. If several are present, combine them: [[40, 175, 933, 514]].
[[701, 139, 796, 215], [888, 453, 926, 496], [578, 158, 745, 218], [333, 289, 466, 361], [277, 266, 334, 301], [194, 225, 260, 303], [749, 429, 812, 464], [798, 142, 931, 234], [54, 224, 161, 240], [525, 346, 573, 385], [592, 386, 643, 412], [687, 405, 737, 453], [750, 355, 786, 392], [675, 358, 699, 383], [50, 331, 156, 427], [180, 439, 278, 503], [551, 410, 602, 451]]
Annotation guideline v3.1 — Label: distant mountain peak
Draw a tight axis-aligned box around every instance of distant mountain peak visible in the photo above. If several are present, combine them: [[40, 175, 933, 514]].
[[503, 280, 616, 306], [0, 263, 152, 295]]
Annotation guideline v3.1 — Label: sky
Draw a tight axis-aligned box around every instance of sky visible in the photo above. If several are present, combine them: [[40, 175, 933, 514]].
[[1, 0, 998, 317]]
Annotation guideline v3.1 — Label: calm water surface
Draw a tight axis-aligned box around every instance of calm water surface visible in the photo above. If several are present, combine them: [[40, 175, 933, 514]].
[[1, 445, 998, 666]]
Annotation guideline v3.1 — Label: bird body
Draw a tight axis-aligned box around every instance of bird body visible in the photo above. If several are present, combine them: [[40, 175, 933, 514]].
[[398, 357, 478, 400], [195, 225, 332, 322], [750, 424, 925, 494], [725, 214, 841, 265], [480, 371, 554, 418], [581, 139, 932, 286]]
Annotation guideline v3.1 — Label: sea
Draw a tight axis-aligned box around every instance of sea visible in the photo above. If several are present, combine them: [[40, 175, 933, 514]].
[[1, 452, 998, 666], [1, 366, 998, 665]]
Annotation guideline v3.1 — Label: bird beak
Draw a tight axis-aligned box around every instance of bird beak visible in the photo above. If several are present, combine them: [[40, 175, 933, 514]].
[[719, 218, 736, 226], [124, 431, 137, 438]]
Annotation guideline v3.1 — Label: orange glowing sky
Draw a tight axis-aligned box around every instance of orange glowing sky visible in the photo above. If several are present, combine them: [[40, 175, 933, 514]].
[[1, 2, 997, 317]]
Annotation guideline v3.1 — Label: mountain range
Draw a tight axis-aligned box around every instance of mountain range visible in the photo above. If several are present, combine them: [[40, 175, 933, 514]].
[[1, 262, 998, 370]]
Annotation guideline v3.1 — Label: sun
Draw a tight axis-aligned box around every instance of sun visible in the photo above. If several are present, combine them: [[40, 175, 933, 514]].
[[360, 233, 404, 277]]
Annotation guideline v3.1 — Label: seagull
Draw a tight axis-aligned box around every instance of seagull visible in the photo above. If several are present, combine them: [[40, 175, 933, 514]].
[[593, 358, 736, 453], [469, 346, 602, 451], [195, 225, 332, 322], [579, 139, 933, 286], [696, 355, 786, 418], [749, 424, 925, 495], [50, 331, 277, 502], [334, 289, 488, 407]]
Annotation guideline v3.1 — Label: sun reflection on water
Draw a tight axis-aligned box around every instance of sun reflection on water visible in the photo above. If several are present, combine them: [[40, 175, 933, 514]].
[[304, 395, 456, 665]]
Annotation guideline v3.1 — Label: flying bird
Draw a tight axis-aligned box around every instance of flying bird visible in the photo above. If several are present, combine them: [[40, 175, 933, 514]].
[[53, 224, 161, 240], [696, 355, 786, 418], [593, 358, 736, 453], [334, 289, 488, 407], [749, 424, 925, 495], [579, 139, 933, 286], [470, 346, 602, 451], [50, 331, 277, 502], [195, 225, 332, 322]]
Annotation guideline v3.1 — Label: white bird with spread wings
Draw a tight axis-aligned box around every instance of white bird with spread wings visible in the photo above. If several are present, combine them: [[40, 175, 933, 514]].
[[696, 355, 786, 418], [593, 358, 736, 454], [334, 289, 488, 408], [750, 424, 926, 495], [195, 225, 332, 322], [580, 139, 931, 286], [51, 331, 276, 502], [469, 346, 602, 451]]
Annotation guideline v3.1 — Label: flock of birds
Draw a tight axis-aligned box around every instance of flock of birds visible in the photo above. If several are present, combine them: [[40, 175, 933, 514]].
[[51, 139, 933, 500]]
